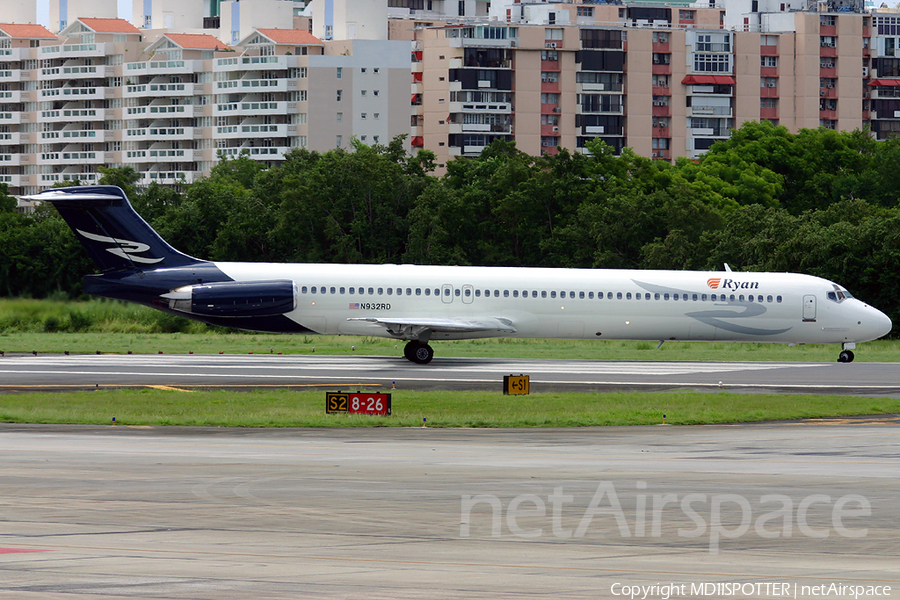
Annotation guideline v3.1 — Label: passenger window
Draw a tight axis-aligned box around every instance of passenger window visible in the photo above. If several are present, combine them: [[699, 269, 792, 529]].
[[748, 295, 754, 302], [532, 291, 538, 298], [387, 288, 393, 295], [340, 287, 345, 294], [692, 294, 698, 301], [455, 289, 460, 297], [664, 293, 670, 300], [348, 287, 354, 294], [626, 292, 632, 300], [776, 295, 782, 303], [475, 289, 481, 297], [504, 290, 510, 297], [767, 295, 773, 303], [616, 292, 622, 300], [701, 294, 707, 301], [301, 286, 308, 293], [494, 290, 500, 297], [330, 287, 336, 294], [407, 288, 412, 296], [551, 291, 557, 298], [579, 291, 584, 299], [512, 290, 518, 298], [425, 288, 431, 296], [542, 291, 547, 298], [465, 288, 471, 297], [369, 287, 375, 295], [444, 288, 450, 296], [757, 295, 763, 303], [588, 292, 594, 299], [311, 287, 317, 294], [435, 289, 440, 296], [730, 294, 736, 301], [739, 295, 745, 302], [654, 293, 660, 300], [598, 292, 604, 299]]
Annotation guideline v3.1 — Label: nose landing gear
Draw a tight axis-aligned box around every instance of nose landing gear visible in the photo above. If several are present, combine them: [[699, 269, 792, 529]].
[[837, 349, 854, 363]]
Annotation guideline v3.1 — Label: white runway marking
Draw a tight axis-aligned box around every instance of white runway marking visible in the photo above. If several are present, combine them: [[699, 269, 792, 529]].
[[0, 354, 821, 376]]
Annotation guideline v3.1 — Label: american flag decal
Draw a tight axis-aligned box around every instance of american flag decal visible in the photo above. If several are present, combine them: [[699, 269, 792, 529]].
[[349, 303, 360, 309]]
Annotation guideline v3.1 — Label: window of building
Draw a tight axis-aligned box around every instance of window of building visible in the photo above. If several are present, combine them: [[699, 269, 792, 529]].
[[761, 56, 778, 68], [336, 90, 342, 101]]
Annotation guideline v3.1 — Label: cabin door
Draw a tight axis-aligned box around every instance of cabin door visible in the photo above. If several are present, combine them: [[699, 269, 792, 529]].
[[802, 295, 817, 322]]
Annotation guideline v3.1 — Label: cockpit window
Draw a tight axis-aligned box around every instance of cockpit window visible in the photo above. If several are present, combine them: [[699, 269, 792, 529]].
[[828, 286, 854, 302]]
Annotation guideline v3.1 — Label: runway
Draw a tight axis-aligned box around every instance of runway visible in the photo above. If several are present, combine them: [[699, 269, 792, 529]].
[[2, 353, 900, 395], [0, 422, 898, 599]]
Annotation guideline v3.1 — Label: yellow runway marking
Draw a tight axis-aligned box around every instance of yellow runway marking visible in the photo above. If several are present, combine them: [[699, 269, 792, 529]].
[[146, 385, 193, 393]]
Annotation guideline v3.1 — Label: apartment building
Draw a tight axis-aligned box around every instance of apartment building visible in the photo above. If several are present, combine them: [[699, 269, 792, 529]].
[[0, 16, 411, 196], [409, 0, 900, 169]]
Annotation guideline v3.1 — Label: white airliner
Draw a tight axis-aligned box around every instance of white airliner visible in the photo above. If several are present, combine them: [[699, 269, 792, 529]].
[[33, 186, 892, 364]]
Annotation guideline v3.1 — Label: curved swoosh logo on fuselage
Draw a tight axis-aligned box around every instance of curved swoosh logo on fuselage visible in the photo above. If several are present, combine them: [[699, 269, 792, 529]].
[[632, 279, 792, 336]]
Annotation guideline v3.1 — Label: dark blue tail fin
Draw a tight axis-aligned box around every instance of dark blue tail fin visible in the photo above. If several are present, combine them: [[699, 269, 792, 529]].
[[31, 186, 200, 272]]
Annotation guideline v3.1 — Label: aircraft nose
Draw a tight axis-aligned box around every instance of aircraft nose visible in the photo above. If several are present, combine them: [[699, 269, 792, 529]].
[[873, 308, 893, 339]]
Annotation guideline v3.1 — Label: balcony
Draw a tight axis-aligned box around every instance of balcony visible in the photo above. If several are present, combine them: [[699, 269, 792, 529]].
[[652, 41, 670, 53], [216, 55, 292, 71], [449, 101, 513, 114], [819, 45, 837, 58], [217, 146, 290, 161], [760, 107, 778, 120], [820, 87, 837, 99], [760, 45, 778, 56], [819, 108, 837, 119], [541, 80, 560, 93], [0, 112, 22, 124], [652, 104, 670, 117], [689, 106, 732, 117], [652, 126, 669, 138], [0, 90, 23, 103], [40, 151, 104, 166], [125, 83, 192, 97], [449, 122, 512, 134], [140, 171, 198, 185], [126, 127, 193, 142], [652, 63, 671, 75], [760, 86, 779, 99], [760, 66, 778, 77], [652, 84, 671, 96]]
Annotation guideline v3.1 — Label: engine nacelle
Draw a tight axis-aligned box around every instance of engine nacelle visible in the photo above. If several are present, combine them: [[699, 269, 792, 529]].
[[162, 280, 297, 318]]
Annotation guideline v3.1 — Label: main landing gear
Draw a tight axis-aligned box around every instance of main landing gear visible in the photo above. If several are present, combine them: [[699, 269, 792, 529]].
[[404, 340, 434, 364], [837, 349, 855, 363]]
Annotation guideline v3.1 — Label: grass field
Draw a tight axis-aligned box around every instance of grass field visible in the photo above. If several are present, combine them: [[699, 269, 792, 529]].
[[0, 388, 897, 428]]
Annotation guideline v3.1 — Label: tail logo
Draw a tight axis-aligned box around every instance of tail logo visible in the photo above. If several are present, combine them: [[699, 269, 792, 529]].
[[76, 229, 164, 265], [707, 278, 722, 289]]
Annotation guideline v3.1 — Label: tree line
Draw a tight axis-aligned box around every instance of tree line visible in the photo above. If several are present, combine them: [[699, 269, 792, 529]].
[[2, 120, 899, 332]]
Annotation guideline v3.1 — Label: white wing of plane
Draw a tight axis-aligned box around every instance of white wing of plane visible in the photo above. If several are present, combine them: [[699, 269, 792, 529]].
[[347, 316, 516, 336]]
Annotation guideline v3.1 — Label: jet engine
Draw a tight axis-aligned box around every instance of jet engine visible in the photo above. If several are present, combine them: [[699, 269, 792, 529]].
[[161, 280, 297, 317]]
